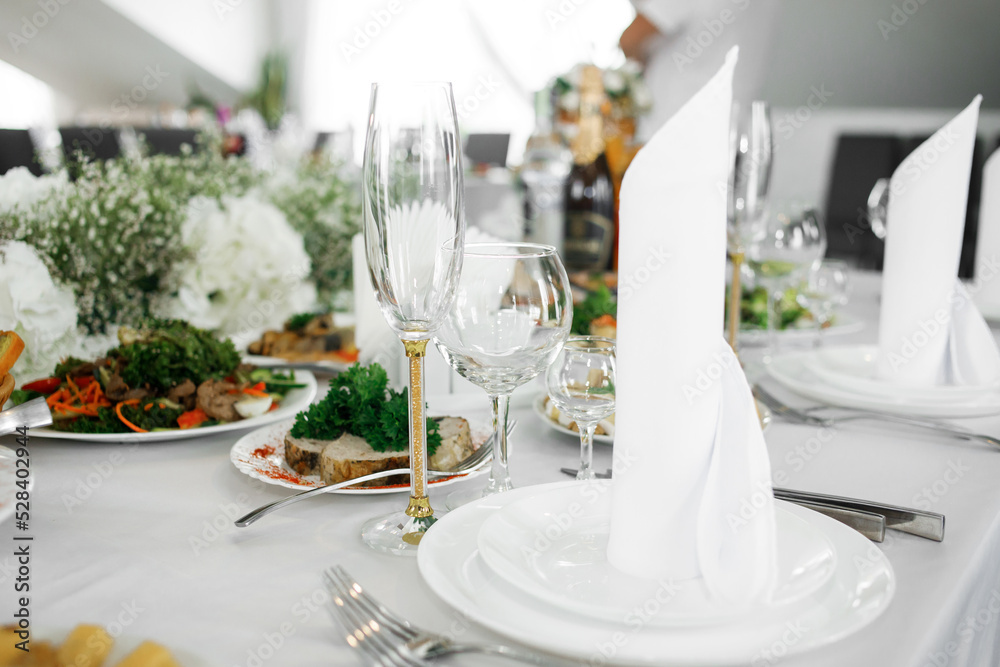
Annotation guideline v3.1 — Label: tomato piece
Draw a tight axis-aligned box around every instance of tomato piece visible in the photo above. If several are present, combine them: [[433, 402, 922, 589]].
[[22, 377, 62, 394]]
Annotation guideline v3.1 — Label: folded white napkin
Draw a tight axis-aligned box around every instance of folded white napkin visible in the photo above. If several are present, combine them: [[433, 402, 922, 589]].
[[606, 47, 777, 606], [876, 96, 1000, 386], [973, 150, 1000, 309]]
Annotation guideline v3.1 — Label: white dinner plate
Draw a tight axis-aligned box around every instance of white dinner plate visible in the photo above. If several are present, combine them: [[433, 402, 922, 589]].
[[0, 444, 31, 525], [768, 349, 1000, 418], [804, 345, 1000, 401], [477, 482, 836, 628], [244, 353, 351, 374], [31, 628, 208, 666], [230, 417, 490, 494], [29, 372, 317, 443], [739, 314, 864, 344], [532, 394, 614, 445], [419, 482, 895, 666], [973, 296, 1000, 324]]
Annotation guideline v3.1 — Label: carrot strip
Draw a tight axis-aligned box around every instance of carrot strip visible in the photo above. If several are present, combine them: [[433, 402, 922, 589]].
[[242, 388, 269, 398], [66, 376, 85, 404], [115, 400, 147, 433]]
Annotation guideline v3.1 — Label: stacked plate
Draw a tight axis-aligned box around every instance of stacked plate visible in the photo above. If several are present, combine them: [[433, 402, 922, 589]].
[[418, 481, 895, 666], [769, 345, 1000, 417]]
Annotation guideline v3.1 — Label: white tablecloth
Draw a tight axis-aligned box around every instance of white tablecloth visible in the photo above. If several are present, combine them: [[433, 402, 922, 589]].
[[4, 271, 1000, 666]]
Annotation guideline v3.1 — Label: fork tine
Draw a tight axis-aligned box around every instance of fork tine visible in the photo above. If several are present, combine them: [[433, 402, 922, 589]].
[[324, 571, 418, 667], [330, 567, 418, 641], [323, 574, 396, 667]]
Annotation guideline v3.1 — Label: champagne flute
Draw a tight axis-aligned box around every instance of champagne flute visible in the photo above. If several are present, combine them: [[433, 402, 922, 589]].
[[747, 203, 827, 362], [435, 243, 572, 506], [361, 82, 464, 554], [726, 101, 772, 353], [546, 336, 616, 481], [796, 259, 850, 348]]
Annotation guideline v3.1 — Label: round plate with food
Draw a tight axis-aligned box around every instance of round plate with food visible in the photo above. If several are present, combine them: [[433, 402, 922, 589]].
[[11, 320, 318, 443], [533, 394, 614, 445], [230, 417, 490, 494]]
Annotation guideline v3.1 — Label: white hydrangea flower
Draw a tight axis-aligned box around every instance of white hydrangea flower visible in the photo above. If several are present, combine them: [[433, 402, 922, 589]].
[[0, 241, 80, 382], [158, 193, 317, 346], [0, 167, 68, 214]]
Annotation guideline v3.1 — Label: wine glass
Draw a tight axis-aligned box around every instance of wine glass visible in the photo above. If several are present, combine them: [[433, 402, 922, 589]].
[[726, 101, 773, 353], [796, 259, 850, 348], [546, 336, 616, 481], [747, 203, 827, 362], [361, 82, 465, 554], [435, 243, 572, 506]]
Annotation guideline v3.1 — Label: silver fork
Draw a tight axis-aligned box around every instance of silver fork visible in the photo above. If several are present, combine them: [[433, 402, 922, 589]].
[[752, 385, 1000, 448], [236, 420, 514, 527], [324, 566, 572, 666]]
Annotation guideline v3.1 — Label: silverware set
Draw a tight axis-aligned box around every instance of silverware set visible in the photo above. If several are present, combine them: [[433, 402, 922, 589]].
[[323, 566, 568, 666], [559, 467, 944, 543]]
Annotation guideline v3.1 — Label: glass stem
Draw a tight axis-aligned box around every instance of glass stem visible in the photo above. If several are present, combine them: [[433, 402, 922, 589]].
[[727, 251, 744, 356], [485, 391, 513, 494], [577, 421, 598, 481], [402, 339, 433, 520]]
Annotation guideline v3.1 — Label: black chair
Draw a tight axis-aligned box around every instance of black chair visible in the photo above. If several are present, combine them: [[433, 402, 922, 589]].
[[59, 126, 122, 164], [825, 133, 985, 278], [0, 129, 43, 176], [464, 133, 510, 168], [135, 128, 199, 156], [823, 134, 897, 270]]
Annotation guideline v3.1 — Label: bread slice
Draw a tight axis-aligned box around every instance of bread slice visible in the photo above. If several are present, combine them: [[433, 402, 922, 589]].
[[284, 435, 327, 476], [285, 416, 474, 486], [0, 331, 24, 377], [0, 374, 13, 407], [319, 433, 410, 486]]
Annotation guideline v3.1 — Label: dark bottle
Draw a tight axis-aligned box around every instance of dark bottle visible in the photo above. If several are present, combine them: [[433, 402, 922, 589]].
[[563, 65, 615, 272]]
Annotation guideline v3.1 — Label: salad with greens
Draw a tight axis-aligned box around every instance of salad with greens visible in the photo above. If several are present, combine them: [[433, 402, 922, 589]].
[[11, 319, 304, 434]]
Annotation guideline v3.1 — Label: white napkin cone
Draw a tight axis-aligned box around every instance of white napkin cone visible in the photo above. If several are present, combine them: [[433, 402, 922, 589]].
[[973, 150, 1000, 310], [876, 96, 1000, 386], [606, 47, 777, 607]]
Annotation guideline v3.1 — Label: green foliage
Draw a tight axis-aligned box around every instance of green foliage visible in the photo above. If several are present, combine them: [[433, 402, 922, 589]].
[[731, 286, 816, 331], [54, 407, 129, 434], [286, 312, 321, 332], [268, 158, 362, 305], [571, 283, 617, 335], [291, 363, 440, 455], [9, 389, 42, 406], [113, 319, 241, 391]]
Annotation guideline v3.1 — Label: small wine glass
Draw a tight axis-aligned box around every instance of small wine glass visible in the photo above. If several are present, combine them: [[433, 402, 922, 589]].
[[361, 81, 465, 554], [546, 336, 616, 481], [435, 243, 572, 507], [747, 203, 827, 362], [796, 259, 850, 348]]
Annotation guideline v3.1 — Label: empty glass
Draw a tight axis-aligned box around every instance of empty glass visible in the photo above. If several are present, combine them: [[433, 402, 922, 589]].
[[361, 81, 465, 554], [435, 243, 572, 506], [546, 337, 616, 481], [797, 259, 850, 347], [747, 203, 827, 361]]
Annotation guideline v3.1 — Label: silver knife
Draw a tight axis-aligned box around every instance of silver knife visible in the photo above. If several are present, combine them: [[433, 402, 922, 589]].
[[0, 398, 53, 436], [774, 487, 945, 542]]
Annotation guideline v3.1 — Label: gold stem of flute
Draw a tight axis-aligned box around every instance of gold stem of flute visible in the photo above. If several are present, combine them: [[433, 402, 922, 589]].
[[727, 251, 744, 357], [402, 338, 433, 519]]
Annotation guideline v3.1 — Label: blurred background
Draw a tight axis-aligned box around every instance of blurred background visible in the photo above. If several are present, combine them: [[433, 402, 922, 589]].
[[3, 0, 1000, 274]]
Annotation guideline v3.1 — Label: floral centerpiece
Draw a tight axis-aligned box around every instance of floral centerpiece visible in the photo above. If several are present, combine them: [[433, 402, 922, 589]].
[[553, 60, 653, 140], [0, 135, 361, 381]]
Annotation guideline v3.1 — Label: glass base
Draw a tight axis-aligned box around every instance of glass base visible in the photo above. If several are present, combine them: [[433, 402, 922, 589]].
[[361, 509, 441, 556]]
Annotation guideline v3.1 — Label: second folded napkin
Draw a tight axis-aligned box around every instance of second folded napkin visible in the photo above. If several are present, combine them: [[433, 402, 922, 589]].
[[607, 47, 777, 606], [877, 96, 1000, 386]]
